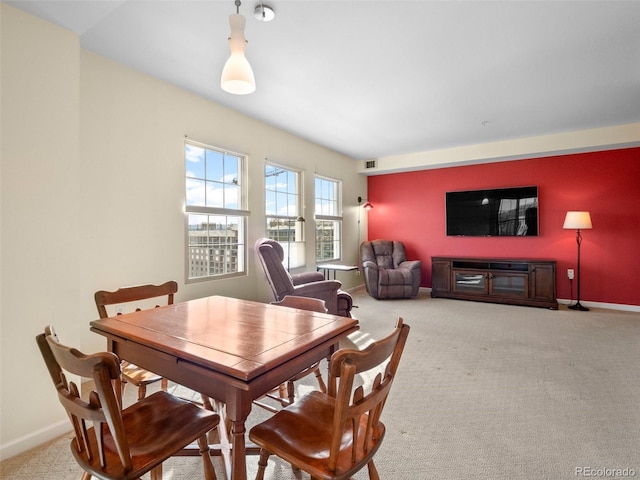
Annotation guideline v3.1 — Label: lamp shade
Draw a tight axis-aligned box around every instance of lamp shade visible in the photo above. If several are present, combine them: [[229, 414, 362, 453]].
[[563, 211, 592, 230], [221, 14, 256, 95]]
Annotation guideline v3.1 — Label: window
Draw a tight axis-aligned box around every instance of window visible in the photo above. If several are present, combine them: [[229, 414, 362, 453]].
[[265, 163, 304, 269], [185, 141, 247, 281], [314, 176, 342, 262]]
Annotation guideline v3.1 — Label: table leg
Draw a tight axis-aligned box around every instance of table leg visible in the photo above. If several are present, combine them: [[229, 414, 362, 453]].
[[225, 389, 254, 480], [230, 420, 247, 480]]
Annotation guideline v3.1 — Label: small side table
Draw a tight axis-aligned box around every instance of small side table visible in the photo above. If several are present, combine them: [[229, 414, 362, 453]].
[[317, 264, 359, 280]]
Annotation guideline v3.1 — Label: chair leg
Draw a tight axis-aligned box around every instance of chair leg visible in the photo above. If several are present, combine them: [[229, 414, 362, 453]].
[[137, 384, 147, 401], [150, 464, 163, 480], [80, 472, 92, 480], [278, 383, 288, 399], [256, 449, 270, 480], [313, 366, 327, 393], [198, 435, 217, 480], [286, 380, 295, 405], [201, 394, 215, 411], [161, 377, 169, 391], [367, 459, 380, 480]]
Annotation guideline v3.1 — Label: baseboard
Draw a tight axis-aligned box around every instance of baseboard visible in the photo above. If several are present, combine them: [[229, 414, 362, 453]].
[[355, 285, 638, 312], [557, 298, 640, 312], [344, 284, 367, 293], [0, 420, 70, 461]]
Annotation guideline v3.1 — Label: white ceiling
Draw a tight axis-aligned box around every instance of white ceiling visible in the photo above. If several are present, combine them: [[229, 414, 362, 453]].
[[8, 0, 640, 161]]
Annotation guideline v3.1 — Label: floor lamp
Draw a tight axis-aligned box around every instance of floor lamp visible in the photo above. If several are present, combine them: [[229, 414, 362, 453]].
[[563, 211, 592, 311], [357, 197, 373, 272]]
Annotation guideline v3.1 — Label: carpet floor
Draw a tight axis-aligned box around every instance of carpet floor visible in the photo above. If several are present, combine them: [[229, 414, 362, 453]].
[[2, 289, 638, 479]]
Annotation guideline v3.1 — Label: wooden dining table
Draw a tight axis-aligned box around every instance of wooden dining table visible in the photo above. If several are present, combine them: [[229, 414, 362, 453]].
[[89, 295, 359, 480]]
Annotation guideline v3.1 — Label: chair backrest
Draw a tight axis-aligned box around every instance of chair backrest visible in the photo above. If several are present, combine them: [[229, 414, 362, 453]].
[[360, 240, 408, 270], [35, 326, 132, 472], [271, 295, 328, 313], [325, 317, 410, 472], [255, 238, 295, 300], [94, 281, 178, 319]]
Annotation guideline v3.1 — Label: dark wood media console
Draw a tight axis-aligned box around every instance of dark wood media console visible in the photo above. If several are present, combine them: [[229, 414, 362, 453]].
[[431, 256, 558, 309]]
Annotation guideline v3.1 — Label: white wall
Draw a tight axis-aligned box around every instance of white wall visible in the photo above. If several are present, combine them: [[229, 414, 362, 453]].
[[0, 4, 366, 459]]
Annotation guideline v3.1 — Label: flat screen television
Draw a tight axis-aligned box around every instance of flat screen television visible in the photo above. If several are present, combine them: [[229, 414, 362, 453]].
[[446, 186, 538, 236]]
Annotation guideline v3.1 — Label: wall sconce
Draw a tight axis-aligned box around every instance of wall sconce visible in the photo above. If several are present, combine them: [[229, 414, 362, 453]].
[[357, 196, 373, 210], [563, 211, 592, 311]]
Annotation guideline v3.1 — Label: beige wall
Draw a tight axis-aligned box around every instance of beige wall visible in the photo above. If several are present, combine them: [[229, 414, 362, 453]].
[[359, 124, 640, 175], [0, 4, 366, 459], [1, 4, 82, 458]]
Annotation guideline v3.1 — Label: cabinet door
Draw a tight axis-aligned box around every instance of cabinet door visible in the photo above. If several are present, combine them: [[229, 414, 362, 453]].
[[431, 260, 451, 293], [531, 264, 556, 300], [453, 270, 488, 295], [489, 273, 529, 298]]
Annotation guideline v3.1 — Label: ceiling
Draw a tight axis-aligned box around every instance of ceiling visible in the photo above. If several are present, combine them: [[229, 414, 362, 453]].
[[8, 0, 640, 161]]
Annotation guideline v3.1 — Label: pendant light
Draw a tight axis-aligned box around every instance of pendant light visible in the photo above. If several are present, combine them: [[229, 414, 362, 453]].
[[221, 0, 255, 95]]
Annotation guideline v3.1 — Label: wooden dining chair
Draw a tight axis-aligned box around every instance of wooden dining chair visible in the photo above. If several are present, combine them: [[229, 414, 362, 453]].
[[254, 296, 329, 412], [94, 281, 176, 401], [36, 325, 219, 480], [249, 317, 410, 480]]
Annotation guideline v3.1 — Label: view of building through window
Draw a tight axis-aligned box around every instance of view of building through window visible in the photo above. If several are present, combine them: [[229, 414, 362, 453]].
[[185, 141, 247, 280], [265, 163, 304, 270], [315, 176, 342, 262]]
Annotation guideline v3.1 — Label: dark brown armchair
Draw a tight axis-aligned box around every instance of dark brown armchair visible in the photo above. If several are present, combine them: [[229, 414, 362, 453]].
[[255, 238, 353, 317], [360, 239, 422, 299]]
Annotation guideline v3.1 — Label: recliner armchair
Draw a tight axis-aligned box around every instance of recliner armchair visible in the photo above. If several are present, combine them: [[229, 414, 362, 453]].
[[255, 238, 353, 317], [360, 239, 422, 299]]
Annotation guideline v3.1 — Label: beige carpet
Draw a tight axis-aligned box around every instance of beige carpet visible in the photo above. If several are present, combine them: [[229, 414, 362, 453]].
[[2, 289, 639, 480]]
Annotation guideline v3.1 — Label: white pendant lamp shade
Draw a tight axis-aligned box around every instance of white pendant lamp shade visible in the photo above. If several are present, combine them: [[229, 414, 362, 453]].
[[221, 13, 256, 95]]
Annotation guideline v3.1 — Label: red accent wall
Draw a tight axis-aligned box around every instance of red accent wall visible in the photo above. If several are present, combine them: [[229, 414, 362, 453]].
[[367, 147, 640, 307]]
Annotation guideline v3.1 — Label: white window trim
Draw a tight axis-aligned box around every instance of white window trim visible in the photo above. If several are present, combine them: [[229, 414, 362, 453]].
[[265, 161, 306, 269], [185, 139, 249, 283], [314, 174, 343, 263]]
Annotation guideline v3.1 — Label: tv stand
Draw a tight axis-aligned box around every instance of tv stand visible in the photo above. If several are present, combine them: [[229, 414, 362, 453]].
[[431, 256, 558, 309]]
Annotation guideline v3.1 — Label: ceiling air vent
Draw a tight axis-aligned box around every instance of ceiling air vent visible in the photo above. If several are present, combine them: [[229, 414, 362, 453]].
[[364, 159, 377, 169]]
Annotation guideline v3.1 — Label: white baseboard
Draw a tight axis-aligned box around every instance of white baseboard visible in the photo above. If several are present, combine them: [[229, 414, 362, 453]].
[[0, 420, 71, 462], [557, 298, 640, 313], [360, 287, 640, 312]]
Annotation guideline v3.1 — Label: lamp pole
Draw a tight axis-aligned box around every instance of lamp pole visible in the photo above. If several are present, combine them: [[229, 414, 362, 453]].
[[569, 228, 588, 311], [563, 211, 592, 312]]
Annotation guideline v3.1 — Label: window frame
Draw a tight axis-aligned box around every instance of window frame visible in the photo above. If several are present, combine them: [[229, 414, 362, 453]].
[[264, 162, 305, 270], [185, 139, 249, 283], [314, 175, 343, 263]]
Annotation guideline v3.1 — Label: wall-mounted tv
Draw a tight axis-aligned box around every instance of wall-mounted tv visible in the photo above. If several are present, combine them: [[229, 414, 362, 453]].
[[446, 186, 538, 236]]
